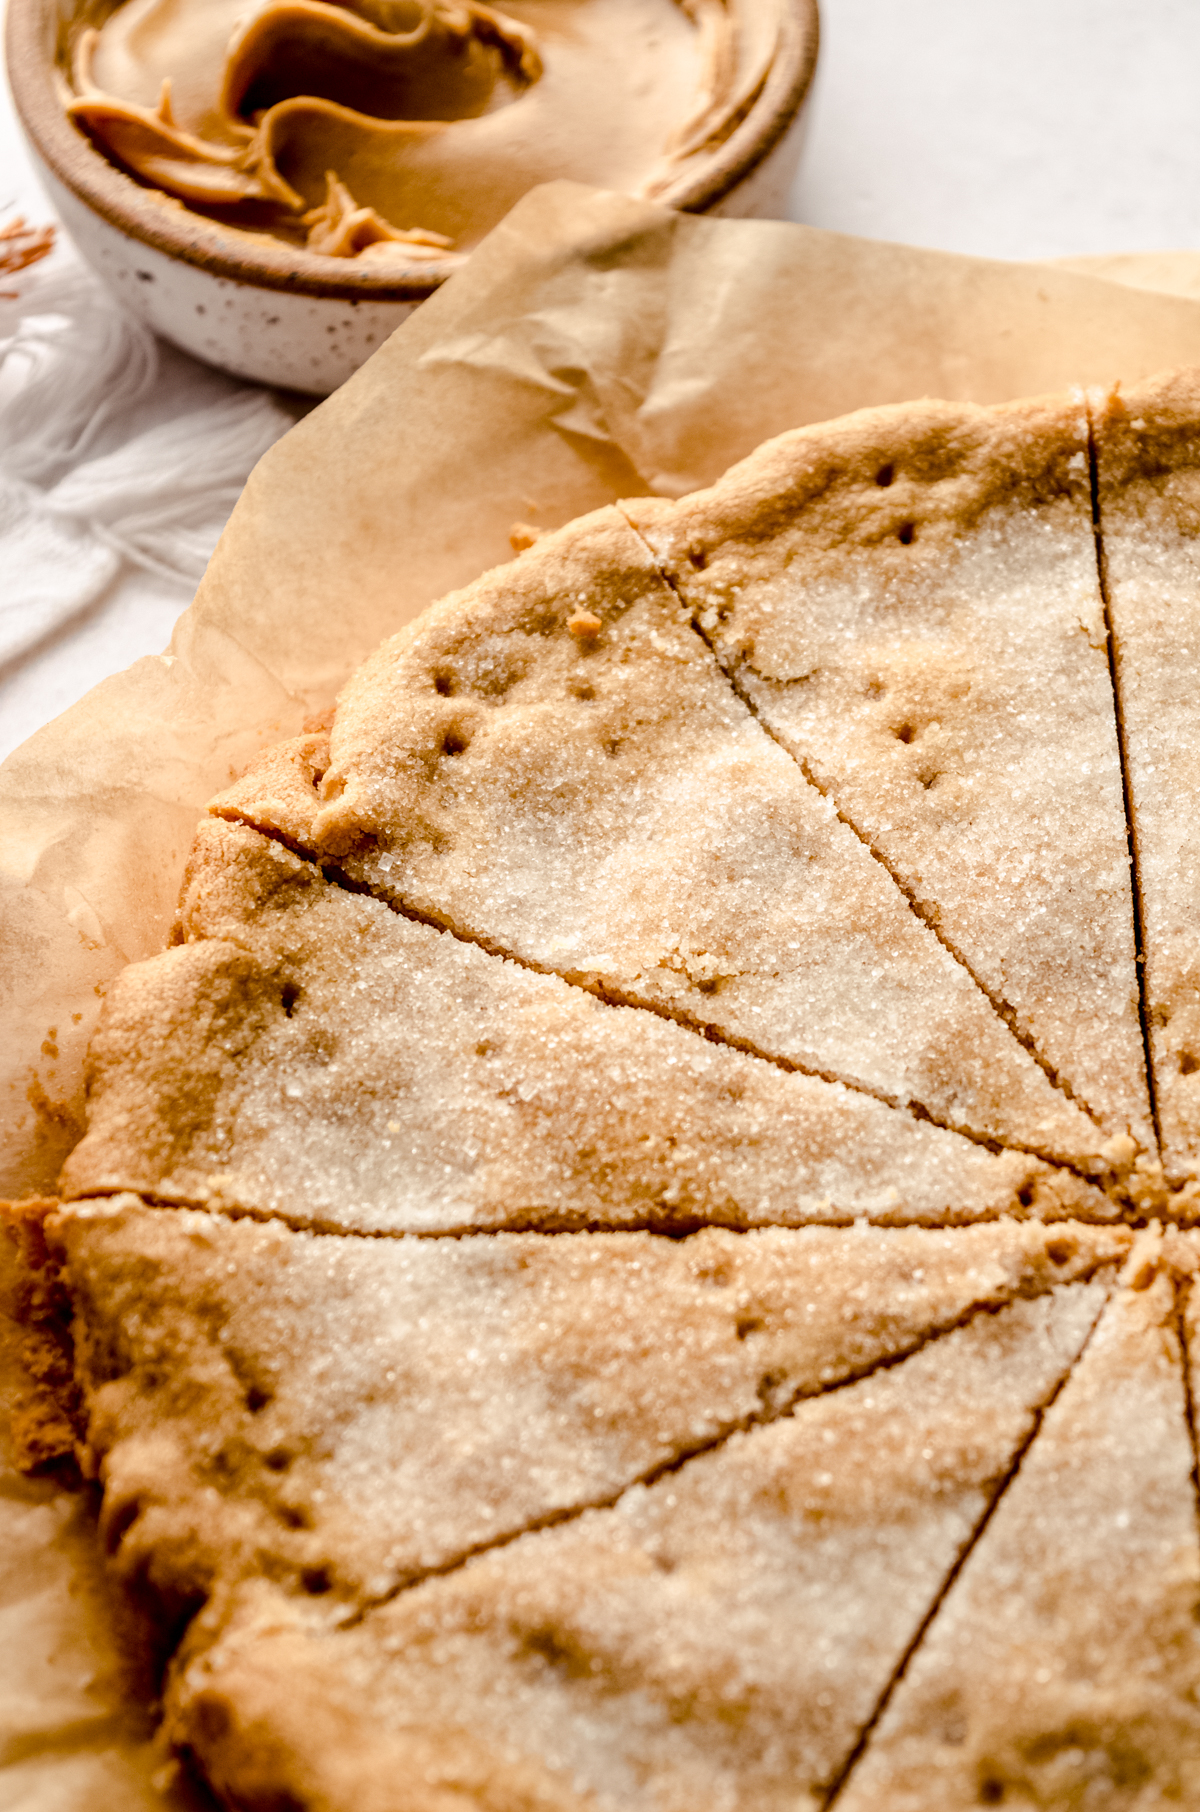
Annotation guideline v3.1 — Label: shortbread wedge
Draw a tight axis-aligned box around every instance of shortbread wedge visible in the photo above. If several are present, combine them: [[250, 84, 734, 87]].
[[164, 1284, 1109, 1812], [1093, 369, 1200, 1178], [837, 1242, 1200, 1809], [61, 819, 1109, 1231], [626, 394, 1150, 1151]]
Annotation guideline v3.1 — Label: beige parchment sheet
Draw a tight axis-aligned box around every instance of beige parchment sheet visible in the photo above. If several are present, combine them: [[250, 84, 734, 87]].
[[7, 179, 1200, 1805]]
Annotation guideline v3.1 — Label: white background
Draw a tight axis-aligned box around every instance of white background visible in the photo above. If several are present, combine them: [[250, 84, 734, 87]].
[[5, 0, 1200, 757]]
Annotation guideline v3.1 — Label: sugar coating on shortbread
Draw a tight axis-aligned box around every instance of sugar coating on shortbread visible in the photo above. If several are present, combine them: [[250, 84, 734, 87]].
[[38, 373, 1200, 1812], [627, 394, 1149, 1150], [61, 819, 1109, 1232], [216, 506, 1106, 1166]]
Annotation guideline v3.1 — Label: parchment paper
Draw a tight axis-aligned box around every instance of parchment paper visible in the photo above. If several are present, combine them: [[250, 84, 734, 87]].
[[7, 178, 1200, 1805]]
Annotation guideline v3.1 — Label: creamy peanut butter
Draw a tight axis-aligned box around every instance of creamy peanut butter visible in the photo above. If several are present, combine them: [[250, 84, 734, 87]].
[[65, 0, 775, 263]]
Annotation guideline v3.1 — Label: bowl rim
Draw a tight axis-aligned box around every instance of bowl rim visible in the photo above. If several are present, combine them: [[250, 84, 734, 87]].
[[5, 0, 819, 301]]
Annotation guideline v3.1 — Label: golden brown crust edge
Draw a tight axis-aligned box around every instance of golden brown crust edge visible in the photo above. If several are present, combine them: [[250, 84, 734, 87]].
[[1092, 364, 1200, 506], [624, 389, 1093, 588], [0, 1196, 82, 1475]]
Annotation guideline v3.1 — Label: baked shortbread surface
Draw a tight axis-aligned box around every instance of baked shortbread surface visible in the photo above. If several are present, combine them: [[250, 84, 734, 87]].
[[52, 1201, 1131, 1617], [1094, 368, 1200, 1179], [35, 373, 1200, 1811], [214, 505, 1105, 1166], [163, 1281, 1107, 1812], [60, 819, 1109, 1231], [837, 1254, 1200, 1810], [626, 394, 1150, 1151]]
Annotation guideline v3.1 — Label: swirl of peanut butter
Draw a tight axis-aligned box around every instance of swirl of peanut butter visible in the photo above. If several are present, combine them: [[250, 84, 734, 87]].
[[65, 0, 777, 262]]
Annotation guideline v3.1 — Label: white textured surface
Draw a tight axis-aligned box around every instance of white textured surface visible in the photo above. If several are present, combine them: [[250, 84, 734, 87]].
[[5, 0, 1200, 761], [791, 0, 1200, 261]]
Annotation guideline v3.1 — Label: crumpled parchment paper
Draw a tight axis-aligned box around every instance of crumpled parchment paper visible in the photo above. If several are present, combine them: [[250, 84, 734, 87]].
[[7, 178, 1200, 1807]]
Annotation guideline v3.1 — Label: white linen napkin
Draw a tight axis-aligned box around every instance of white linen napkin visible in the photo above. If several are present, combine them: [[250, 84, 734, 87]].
[[0, 252, 295, 680]]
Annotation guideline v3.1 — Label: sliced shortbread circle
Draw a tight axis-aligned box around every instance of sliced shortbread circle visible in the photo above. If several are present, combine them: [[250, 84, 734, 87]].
[[44, 374, 1200, 1812]]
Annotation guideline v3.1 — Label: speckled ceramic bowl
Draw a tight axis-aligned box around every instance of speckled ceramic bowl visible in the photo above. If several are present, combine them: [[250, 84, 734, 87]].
[[7, 0, 818, 394]]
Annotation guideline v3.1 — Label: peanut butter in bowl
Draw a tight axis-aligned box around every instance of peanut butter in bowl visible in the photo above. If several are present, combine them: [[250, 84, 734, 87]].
[[10, 0, 814, 386], [66, 0, 779, 266]]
